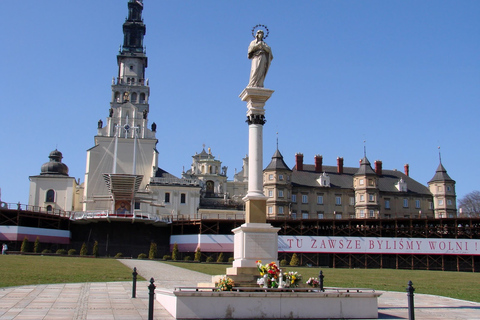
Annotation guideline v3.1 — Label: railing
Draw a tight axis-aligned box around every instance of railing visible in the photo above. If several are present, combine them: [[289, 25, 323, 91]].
[[150, 177, 200, 186], [0, 202, 71, 218]]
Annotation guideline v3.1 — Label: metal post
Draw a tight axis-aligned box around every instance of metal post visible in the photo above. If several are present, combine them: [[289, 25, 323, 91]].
[[132, 267, 138, 298], [406, 280, 415, 320], [319, 270, 325, 292], [148, 278, 156, 320]]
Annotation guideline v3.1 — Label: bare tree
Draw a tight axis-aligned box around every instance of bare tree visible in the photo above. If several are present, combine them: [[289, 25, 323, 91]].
[[458, 190, 480, 217]]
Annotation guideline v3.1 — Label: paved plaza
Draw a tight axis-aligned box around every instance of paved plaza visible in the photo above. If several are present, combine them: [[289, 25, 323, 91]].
[[0, 260, 478, 319]]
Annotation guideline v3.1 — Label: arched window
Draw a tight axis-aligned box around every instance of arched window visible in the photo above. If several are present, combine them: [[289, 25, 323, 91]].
[[139, 93, 146, 103], [131, 92, 137, 103], [46, 205, 53, 212], [46, 189, 55, 203], [115, 92, 121, 102]]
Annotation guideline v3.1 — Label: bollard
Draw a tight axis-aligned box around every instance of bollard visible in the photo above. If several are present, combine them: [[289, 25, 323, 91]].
[[132, 267, 138, 298], [148, 278, 156, 320], [406, 280, 415, 320], [319, 270, 325, 292]]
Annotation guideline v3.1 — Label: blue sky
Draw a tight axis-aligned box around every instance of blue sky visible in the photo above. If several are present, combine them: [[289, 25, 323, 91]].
[[0, 1, 478, 206]]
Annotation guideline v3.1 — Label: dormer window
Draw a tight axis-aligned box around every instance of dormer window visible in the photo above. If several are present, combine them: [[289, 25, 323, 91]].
[[396, 178, 407, 192], [317, 172, 330, 187]]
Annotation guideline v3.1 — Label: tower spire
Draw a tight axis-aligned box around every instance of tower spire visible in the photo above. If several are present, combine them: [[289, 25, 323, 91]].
[[438, 146, 442, 163], [122, 0, 146, 54]]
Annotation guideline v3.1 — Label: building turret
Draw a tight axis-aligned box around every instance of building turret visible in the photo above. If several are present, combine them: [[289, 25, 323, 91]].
[[353, 156, 380, 218], [428, 162, 457, 218], [264, 148, 292, 218]]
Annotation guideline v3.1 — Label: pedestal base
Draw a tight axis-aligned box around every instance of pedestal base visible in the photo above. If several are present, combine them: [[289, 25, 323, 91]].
[[232, 223, 280, 269], [157, 288, 381, 319]]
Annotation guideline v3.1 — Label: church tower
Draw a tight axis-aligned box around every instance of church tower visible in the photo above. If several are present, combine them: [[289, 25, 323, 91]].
[[83, 0, 158, 212]]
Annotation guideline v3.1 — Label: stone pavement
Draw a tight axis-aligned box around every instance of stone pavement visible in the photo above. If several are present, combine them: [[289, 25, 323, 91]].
[[0, 259, 478, 319]]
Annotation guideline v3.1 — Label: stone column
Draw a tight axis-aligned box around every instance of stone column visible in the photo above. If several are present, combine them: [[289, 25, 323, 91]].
[[228, 87, 279, 272]]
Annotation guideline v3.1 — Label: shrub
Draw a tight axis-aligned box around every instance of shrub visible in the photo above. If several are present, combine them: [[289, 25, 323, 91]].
[[80, 243, 88, 256], [216, 252, 224, 263], [194, 247, 201, 262], [290, 253, 300, 267], [138, 253, 147, 259], [33, 237, 41, 253], [206, 256, 214, 263], [172, 242, 179, 261], [68, 249, 77, 256], [184, 255, 191, 261], [56, 249, 67, 255], [115, 252, 124, 258], [280, 259, 288, 267], [42, 249, 52, 254], [20, 237, 29, 253], [92, 241, 99, 257], [149, 242, 158, 260], [228, 257, 234, 263], [163, 255, 171, 260]]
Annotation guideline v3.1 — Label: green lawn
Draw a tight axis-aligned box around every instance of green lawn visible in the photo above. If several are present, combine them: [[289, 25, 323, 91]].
[[1, 256, 478, 303], [162, 261, 480, 303], [0, 255, 140, 288]]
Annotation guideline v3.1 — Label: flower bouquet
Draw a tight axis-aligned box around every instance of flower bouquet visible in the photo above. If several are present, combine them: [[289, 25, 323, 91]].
[[306, 277, 320, 288], [216, 276, 235, 291], [256, 260, 280, 288], [285, 271, 302, 288]]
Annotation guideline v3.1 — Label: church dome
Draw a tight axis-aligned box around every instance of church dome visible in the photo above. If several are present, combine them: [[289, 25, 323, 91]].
[[40, 149, 69, 176]]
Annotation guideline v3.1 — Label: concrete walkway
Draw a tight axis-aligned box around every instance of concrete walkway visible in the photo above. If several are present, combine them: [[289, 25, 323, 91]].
[[0, 260, 478, 319]]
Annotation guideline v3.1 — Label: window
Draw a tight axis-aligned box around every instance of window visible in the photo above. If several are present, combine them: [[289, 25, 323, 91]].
[[317, 195, 323, 204], [140, 92, 146, 103], [269, 174, 274, 180], [45, 189, 55, 203], [438, 199, 444, 206], [369, 180, 374, 186], [360, 209, 365, 218], [415, 200, 420, 209], [335, 196, 341, 205], [349, 197, 355, 206], [360, 195, 365, 202], [369, 194, 375, 202], [447, 199, 452, 205], [359, 179, 364, 185], [46, 205, 53, 212], [437, 186, 443, 192], [292, 194, 297, 202], [268, 206, 273, 214], [447, 186, 451, 191], [134, 202, 141, 210], [335, 213, 342, 220], [291, 212, 297, 219], [302, 195, 308, 203], [317, 212, 324, 219], [302, 212, 309, 219], [403, 198, 408, 208], [279, 206, 284, 214], [385, 199, 390, 209], [165, 192, 170, 203], [369, 210, 375, 217], [429, 202, 433, 210], [268, 190, 273, 197], [180, 193, 186, 204], [278, 190, 284, 198], [279, 174, 284, 181]]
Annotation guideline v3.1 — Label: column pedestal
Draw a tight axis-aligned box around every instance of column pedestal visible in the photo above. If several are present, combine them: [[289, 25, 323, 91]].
[[226, 87, 278, 284]]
